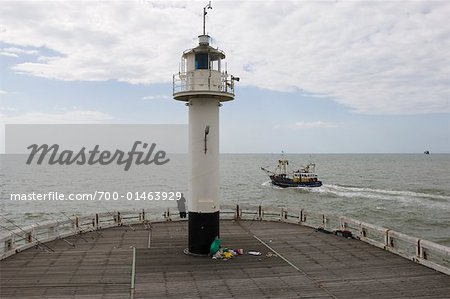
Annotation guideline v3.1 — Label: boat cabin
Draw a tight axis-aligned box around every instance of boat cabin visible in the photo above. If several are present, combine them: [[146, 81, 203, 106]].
[[293, 171, 319, 183]]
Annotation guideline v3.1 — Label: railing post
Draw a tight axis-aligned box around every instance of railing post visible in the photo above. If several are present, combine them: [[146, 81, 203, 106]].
[[26, 231, 32, 243], [95, 213, 99, 229], [163, 209, 171, 221], [117, 212, 122, 226], [141, 209, 146, 222], [32, 225, 37, 243], [340, 216, 346, 230], [420, 243, 428, 259], [416, 239, 421, 258], [279, 208, 288, 221], [385, 230, 394, 248], [384, 229, 389, 247], [299, 209, 303, 224], [235, 204, 240, 220], [26, 225, 35, 244], [257, 205, 262, 220], [12, 233, 16, 249], [75, 217, 79, 232], [5, 238, 12, 251]]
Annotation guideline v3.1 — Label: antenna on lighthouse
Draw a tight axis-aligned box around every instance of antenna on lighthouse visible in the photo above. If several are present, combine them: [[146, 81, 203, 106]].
[[203, 1, 212, 35]]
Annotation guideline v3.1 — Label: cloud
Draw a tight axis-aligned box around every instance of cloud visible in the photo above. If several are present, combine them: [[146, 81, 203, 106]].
[[0, 110, 113, 124], [1, 52, 18, 57], [142, 95, 170, 101], [1, 1, 449, 115], [0, 90, 7, 95], [1, 47, 39, 56], [279, 121, 337, 130], [215, 1, 450, 115], [0, 1, 196, 84], [0, 107, 17, 112]]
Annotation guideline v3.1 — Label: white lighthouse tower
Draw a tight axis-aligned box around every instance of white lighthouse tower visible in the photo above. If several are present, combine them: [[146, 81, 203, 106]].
[[173, 2, 238, 255]]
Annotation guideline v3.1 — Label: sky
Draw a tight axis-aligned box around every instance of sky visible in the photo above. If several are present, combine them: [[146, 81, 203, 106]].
[[0, 0, 449, 153]]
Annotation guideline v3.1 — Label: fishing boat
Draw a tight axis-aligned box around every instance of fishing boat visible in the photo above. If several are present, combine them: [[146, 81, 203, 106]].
[[261, 157, 322, 188]]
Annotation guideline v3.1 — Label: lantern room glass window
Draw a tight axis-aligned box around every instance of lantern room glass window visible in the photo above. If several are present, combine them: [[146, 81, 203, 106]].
[[211, 59, 221, 71], [195, 53, 209, 69]]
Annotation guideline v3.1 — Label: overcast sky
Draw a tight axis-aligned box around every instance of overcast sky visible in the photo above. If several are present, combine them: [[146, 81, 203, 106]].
[[1, 0, 449, 153]]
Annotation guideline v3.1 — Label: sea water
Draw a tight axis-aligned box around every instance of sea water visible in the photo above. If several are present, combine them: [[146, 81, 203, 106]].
[[1, 154, 449, 245]]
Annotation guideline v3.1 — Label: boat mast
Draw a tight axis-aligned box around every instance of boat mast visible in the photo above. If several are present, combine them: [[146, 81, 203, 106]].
[[280, 151, 288, 175]]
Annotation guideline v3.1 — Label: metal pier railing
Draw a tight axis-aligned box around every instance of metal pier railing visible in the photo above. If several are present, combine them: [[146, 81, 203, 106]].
[[1, 205, 449, 275]]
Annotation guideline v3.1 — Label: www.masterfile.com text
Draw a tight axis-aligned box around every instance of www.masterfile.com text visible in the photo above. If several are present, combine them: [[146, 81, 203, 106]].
[[9, 191, 182, 201]]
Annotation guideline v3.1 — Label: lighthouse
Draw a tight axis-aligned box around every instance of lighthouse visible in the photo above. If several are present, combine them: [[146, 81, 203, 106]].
[[173, 2, 238, 255]]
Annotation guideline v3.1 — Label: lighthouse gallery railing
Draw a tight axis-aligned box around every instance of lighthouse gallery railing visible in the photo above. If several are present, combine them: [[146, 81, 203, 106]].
[[173, 71, 235, 95]]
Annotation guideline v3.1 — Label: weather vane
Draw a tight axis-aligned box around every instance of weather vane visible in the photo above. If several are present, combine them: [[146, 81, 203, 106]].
[[203, 1, 212, 35]]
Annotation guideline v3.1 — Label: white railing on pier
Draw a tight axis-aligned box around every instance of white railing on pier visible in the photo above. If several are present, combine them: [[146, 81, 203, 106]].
[[1, 205, 449, 276]]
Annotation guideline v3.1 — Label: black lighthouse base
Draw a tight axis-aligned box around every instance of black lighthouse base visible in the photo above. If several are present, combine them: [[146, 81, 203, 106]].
[[188, 211, 220, 255]]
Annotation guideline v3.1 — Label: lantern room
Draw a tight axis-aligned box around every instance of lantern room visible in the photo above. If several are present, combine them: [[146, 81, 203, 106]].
[[173, 34, 237, 102]]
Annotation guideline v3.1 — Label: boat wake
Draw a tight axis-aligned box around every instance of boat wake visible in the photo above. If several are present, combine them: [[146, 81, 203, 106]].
[[261, 180, 284, 190], [261, 181, 450, 206], [309, 184, 450, 204], [261, 180, 272, 186]]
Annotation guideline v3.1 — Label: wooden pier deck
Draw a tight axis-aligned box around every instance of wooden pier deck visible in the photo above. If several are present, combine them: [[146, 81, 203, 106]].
[[1, 220, 449, 298]]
